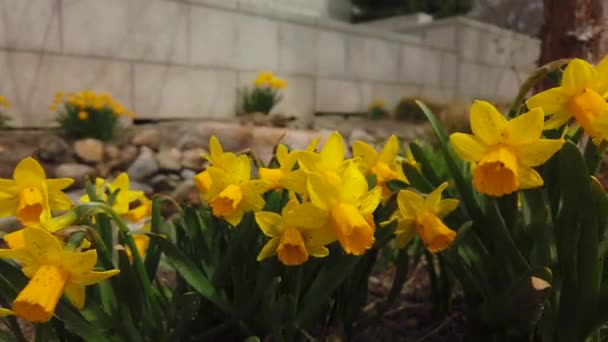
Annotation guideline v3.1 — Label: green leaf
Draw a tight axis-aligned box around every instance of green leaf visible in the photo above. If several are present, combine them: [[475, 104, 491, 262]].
[[401, 162, 433, 193], [386, 179, 408, 192], [409, 142, 443, 186]]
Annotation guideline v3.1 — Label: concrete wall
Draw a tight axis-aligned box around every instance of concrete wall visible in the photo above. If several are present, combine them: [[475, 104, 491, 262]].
[[0, 0, 539, 127]]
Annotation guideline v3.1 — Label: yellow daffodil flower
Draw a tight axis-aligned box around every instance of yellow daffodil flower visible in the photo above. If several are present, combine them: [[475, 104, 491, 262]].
[[526, 56, 608, 138], [206, 155, 269, 226], [127, 195, 152, 223], [125, 224, 151, 262], [0, 157, 73, 225], [298, 131, 347, 175], [307, 162, 381, 255], [269, 77, 287, 89], [353, 135, 408, 197], [254, 71, 274, 87], [391, 182, 458, 252], [80, 173, 143, 215], [259, 139, 319, 191], [255, 199, 333, 266], [0, 227, 119, 322], [194, 136, 237, 197], [0, 95, 10, 108], [450, 101, 564, 196]]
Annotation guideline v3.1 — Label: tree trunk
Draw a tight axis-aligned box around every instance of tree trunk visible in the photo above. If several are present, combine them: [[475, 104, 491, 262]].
[[539, 0, 607, 65]]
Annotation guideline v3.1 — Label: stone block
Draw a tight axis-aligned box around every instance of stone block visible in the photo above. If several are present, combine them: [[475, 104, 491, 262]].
[[400, 44, 425, 84], [316, 30, 347, 77], [479, 31, 513, 66], [423, 25, 457, 50], [0, 0, 61, 52], [235, 13, 280, 70], [371, 84, 419, 112], [0, 52, 132, 127], [496, 68, 523, 101], [348, 37, 400, 82], [511, 36, 540, 69], [457, 62, 482, 99], [421, 86, 454, 104], [315, 79, 371, 113], [457, 25, 480, 63], [134, 64, 237, 119], [279, 23, 317, 74], [440, 52, 458, 89], [190, 6, 239, 67], [188, 0, 237, 9]]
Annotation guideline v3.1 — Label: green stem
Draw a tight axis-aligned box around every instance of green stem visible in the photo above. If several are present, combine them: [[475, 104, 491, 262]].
[[487, 197, 530, 274]]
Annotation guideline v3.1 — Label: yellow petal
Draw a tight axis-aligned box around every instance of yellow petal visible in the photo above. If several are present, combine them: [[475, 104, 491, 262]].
[[257, 237, 280, 261], [13, 157, 46, 187], [593, 54, 608, 96], [230, 155, 252, 184], [0, 179, 19, 216], [450, 133, 486, 162], [72, 269, 119, 286], [45, 178, 74, 192], [394, 221, 416, 249], [543, 110, 572, 130], [62, 250, 97, 274], [358, 186, 381, 216], [470, 100, 507, 146], [258, 168, 283, 189], [279, 169, 308, 195], [209, 135, 224, 162], [307, 172, 340, 211], [562, 58, 595, 94], [378, 135, 399, 164], [352, 141, 378, 173], [255, 212, 284, 237], [284, 202, 328, 229], [425, 182, 449, 212], [397, 190, 424, 219], [4, 229, 25, 249], [302, 227, 336, 249], [340, 163, 368, 203], [517, 139, 564, 167], [503, 107, 544, 146], [526, 87, 571, 115], [223, 209, 245, 227], [47, 190, 73, 211], [64, 283, 85, 309], [275, 144, 289, 167], [320, 132, 345, 170], [329, 203, 375, 255], [308, 246, 329, 258], [0, 308, 14, 317], [297, 151, 320, 173], [518, 166, 544, 189], [437, 199, 459, 218], [12, 265, 67, 322], [23, 227, 63, 264], [416, 212, 455, 253]]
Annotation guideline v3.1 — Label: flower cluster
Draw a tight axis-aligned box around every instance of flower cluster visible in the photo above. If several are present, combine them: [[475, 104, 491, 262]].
[[368, 99, 388, 120], [50, 90, 134, 118], [195, 132, 459, 266], [0, 95, 10, 128], [253, 71, 287, 89]]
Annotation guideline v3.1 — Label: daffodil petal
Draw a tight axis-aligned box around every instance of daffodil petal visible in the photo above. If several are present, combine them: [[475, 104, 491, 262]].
[[352, 141, 377, 172], [562, 58, 595, 94], [320, 132, 345, 170], [13, 157, 46, 187], [255, 212, 283, 237], [307, 172, 339, 211], [23, 227, 63, 264], [594, 54, 608, 96], [526, 87, 570, 115], [518, 167, 544, 189], [378, 135, 399, 164], [45, 178, 74, 192], [62, 250, 97, 274], [470, 100, 507, 145], [359, 187, 381, 216], [340, 163, 368, 203], [518, 139, 565, 167], [224, 209, 245, 227], [284, 202, 328, 229], [437, 199, 459, 218], [257, 237, 280, 261], [503, 107, 544, 145], [308, 246, 329, 258], [425, 182, 448, 212], [449, 133, 485, 162], [543, 110, 572, 130], [48, 190, 73, 210], [0, 308, 14, 317], [72, 269, 119, 286], [64, 283, 85, 309], [397, 190, 424, 219], [209, 136, 224, 162], [279, 169, 308, 195], [394, 221, 416, 249]]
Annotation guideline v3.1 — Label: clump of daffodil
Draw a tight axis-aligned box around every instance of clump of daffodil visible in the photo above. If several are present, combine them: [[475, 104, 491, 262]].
[[390, 182, 458, 252], [80, 173, 143, 216], [206, 154, 270, 226], [0, 157, 73, 225], [194, 136, 237, 198], [0, 227, 119, 322], [125, 195, 153, 262], [450, 101, 564, 196], [307, 162, 381, 255], [526, 56, 608, 139], [256, 199, 334, 266], [353, 135, 408, 197]]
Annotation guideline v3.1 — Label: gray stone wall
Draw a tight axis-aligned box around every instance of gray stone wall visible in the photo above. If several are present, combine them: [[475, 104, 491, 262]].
[[0, 0, 539, 127]]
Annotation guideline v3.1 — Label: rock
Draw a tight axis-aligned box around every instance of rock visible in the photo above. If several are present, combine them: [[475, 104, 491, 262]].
[[349, 128, 375, 145], [74, 138, 104, 163], [132, 128, 161, 150], [180, 169, 196, 181], [156, 148, 182, 172], [127, 147, 159, 181], [95, 163, 113, 178], [149, 174, 177, 192], [66, 189, 86, 205], [129, 181, 154, 194], [104, 144, 120, 161], [37, 135, 70, 162], [54, 163, 96, 187], [171, 179, 201, 206], [180, 122, 253, 151], [119, 145, 139, 166], [0, 217, 20, 232], [181, 148, 206, 171]]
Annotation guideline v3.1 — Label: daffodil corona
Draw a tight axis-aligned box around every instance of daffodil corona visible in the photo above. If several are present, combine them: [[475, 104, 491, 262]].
[[450, 101, 564, 196], [0, 228, 119, 322]]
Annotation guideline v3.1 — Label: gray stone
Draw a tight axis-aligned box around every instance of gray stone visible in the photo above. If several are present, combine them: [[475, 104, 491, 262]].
[[37, 135, 70, 162], [349, 128, 375, 145], [104, 144, 120, 161], [74, 138, 104, 163], [131, 128, 161, 150], [119, 145, 139, 166], [127, 147, 159, 181], [149, 174, 177, 191], [180, 169, 196, 181], [156, 148, 182, 172], [54, 163, 96, 187], [0, 217, 20, 232], [129, 181, 154, 194]]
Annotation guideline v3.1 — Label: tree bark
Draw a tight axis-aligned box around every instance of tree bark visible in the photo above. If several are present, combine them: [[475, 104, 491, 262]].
[[539, 0, 607, 65]]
